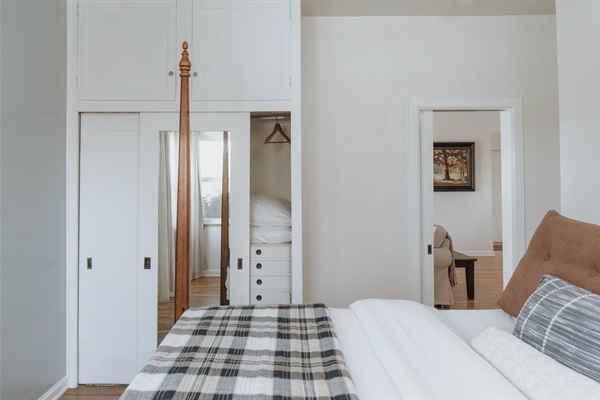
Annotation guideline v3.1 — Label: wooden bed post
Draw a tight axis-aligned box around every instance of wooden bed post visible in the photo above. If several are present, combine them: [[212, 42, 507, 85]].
[[220, 132, 230, 306], [175, 42, 191, 322]]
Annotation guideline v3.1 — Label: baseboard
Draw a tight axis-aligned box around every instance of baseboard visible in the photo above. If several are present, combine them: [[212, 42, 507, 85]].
[[39, 376, 69, 400], [456, 250, 497, 257], [201, 268, 220, 277]]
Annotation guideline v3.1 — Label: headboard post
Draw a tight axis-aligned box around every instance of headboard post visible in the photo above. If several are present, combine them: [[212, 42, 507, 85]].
[[175, 41, 191, 322]]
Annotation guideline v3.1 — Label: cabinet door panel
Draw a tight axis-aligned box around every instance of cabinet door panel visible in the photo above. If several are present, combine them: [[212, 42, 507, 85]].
[[250, 245, 290, 258], [78, 1, 177, 101], [252, 260, 290, 276], [251, 276, 291, 291], [191, 1, 291, 101]]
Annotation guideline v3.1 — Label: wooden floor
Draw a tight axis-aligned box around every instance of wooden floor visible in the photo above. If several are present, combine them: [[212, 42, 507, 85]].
[[447, 250, 503, 310], [61, 253, 502, 399], [158, 276, 220, 344]]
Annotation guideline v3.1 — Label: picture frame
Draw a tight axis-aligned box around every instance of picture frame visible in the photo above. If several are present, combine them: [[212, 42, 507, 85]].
[[433, 142, 475, 192]]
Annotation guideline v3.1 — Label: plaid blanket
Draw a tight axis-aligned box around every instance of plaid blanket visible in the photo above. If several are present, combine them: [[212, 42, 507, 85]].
[[121, 304, 358, 400]]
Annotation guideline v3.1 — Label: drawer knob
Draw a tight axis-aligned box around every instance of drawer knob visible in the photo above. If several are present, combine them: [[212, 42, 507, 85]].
[[256, 295, 262, 301], [256, 249, 262, 255], [257, 279, 263, 285], [256, 263, 262, 269]]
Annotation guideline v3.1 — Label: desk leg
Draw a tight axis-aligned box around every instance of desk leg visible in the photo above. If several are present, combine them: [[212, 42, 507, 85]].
[[465, 262, 475, 299]]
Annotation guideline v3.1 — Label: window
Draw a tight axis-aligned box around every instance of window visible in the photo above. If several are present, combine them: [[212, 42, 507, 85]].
[[196, 132, 228, 223]]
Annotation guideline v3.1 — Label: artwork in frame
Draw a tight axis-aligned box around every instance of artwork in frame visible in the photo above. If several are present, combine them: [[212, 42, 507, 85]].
[[433, 142, 475, 192]]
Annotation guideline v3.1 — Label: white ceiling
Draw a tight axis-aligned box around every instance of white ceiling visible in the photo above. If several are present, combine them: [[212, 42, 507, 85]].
[[301, 0, 556, 17]]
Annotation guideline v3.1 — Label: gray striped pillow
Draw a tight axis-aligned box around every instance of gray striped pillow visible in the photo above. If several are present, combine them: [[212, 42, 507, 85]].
[[513, 275, 600, 382]]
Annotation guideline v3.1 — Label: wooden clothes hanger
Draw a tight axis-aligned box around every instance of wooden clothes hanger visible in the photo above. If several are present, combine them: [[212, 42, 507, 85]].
[[264, 116, 291, 144]]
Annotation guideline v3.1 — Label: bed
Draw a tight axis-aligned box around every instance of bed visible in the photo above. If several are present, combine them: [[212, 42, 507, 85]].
[[121, 44, 600, 400]]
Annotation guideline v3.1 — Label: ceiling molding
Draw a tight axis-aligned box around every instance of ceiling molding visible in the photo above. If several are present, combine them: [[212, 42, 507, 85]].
[[301, 0, 556, 17]]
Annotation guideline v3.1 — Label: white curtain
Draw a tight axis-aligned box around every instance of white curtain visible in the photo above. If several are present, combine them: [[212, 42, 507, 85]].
[[158, 131, 206, 303], [190, 132, 206, 280]]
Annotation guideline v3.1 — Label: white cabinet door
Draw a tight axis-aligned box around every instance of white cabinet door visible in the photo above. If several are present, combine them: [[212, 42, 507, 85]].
[[141, 113, 251, 304], [191, 0, 291, 101], [79, 113, 158, 383], [78, 1, 177, 101]]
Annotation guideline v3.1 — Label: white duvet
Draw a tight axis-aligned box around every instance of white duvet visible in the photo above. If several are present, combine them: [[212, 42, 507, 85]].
[[332, 299, 527, 400]]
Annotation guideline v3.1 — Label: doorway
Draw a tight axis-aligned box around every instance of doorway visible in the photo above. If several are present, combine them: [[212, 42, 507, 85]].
[[408, 98, 526, 306]]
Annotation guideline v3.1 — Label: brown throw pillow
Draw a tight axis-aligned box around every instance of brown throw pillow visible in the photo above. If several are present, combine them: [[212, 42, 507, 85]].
[[497, 210, 600, 317]]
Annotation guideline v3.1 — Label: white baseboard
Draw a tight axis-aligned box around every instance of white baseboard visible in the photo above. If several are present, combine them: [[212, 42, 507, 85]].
[[39, 376, 69, 400], [456, 250, 496, 257], [201, 268, 221, 277]]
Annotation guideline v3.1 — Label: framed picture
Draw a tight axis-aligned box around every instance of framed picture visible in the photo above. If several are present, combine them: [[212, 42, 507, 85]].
[[433, 142, 475, 192]]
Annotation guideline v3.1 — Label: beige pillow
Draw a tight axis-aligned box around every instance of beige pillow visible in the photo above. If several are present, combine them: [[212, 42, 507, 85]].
[[497, 210, 600, 317]]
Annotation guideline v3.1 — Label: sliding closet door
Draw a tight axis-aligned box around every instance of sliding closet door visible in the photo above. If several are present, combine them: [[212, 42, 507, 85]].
[[141, 113, 250, 305], [79, 113, 158, 383]]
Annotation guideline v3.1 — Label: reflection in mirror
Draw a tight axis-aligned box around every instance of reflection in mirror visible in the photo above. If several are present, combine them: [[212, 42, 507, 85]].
[[157, 130, 229, 344]]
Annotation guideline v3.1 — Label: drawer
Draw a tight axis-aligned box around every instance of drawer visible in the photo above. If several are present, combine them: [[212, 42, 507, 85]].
[[251, 291, 291, 305], [251, 260, 290, 276], [250, 245, 290, 259], [251, 276, 291, 291]]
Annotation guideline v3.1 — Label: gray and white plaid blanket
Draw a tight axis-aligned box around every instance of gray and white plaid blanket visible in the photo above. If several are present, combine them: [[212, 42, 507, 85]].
[[121, 303, 358, 400]]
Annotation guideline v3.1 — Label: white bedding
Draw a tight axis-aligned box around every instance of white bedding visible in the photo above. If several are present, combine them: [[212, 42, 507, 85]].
[[438, 308, 516, 342], [472, 327, 600, 400], [332, 300, 527, 400], [249, 226, 291, 244]]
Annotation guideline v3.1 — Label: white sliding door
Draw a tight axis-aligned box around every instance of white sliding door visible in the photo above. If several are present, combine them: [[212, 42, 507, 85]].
[[79, 113, 159, 383]]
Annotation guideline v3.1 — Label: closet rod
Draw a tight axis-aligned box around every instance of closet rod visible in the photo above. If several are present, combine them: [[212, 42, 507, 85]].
[[250, 115, 291, 120]]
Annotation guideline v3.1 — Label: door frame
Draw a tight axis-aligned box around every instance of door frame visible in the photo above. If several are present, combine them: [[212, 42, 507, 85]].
[[408, 98, 525, 306]]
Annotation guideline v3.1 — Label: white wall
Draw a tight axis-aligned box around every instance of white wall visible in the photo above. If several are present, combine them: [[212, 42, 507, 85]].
[[302, 15, 560, 307], [0, 1, 68, 397], [556, 1, 600, 225], [433, 111, 500, 256], [250, 117, 292, 201]]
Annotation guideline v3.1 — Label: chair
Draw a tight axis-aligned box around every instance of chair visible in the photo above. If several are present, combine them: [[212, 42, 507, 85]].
[[433, 225, 456, 305]]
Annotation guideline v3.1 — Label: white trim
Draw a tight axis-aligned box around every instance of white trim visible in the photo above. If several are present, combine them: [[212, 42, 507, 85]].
[[455, 251, 497, 257], [409, 98, 525, 306], [419, 111, 434, 305], [66, 0, 79, 388], [290, 0, 303, 304], [39, 376, 69, 400], [201, 268, 221, 277]]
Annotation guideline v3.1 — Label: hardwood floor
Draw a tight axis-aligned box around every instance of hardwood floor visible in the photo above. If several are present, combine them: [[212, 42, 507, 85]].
[[158, 276, 220, 344], [448, 250, 503, 310], [61, 256, 503, 399]]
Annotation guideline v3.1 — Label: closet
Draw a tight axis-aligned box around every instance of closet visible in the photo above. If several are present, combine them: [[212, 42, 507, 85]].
[[75, 0, 301, 384], [249, 114, 293, 304]]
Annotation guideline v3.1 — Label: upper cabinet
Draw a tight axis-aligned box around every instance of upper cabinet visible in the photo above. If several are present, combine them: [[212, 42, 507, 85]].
[[190, 1, 290, 102], [78, 1, 178, 101], [76, 0, 292, 111]]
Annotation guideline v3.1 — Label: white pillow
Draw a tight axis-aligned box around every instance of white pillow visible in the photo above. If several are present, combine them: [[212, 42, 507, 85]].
[[250, 226, 292, 244], [250, 194, 291, 227]]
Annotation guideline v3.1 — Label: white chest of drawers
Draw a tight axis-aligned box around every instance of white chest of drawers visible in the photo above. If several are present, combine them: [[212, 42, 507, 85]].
[[250, 244, 291, 305]]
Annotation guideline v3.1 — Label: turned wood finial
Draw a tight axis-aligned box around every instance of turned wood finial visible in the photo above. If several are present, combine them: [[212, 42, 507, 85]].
[[179, 41, 191, 77]]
